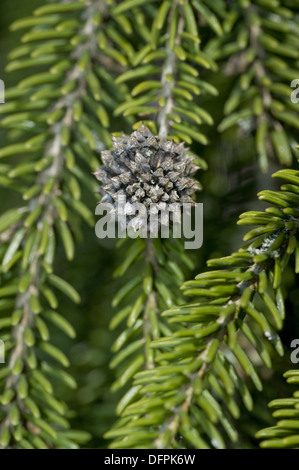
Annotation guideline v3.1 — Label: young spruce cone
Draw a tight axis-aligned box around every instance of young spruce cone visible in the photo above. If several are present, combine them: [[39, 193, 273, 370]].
[[95, 125, 200, 231]]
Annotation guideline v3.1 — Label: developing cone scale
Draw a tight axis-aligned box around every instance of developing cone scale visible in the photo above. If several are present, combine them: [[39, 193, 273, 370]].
[[95, 125, 200, 231]]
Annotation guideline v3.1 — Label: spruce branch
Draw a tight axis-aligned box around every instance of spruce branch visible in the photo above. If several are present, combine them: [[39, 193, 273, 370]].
[[0, 0, 130, 448], [93, 0, 226, 411], [2, 0, 299, 451], [94, 125, 199, 396], [213, 0, 299, 170], [257, 367, 299, 448], [113, 0, 223, 158], [156, 2, 180, 140], [106, 167, 299, 449], [96, 0, 230, 441]]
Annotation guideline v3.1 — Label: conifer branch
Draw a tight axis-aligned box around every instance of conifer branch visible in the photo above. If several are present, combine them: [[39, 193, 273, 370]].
[[257, 367, 299, 448], [96, 0, 224, 412], [1, 0, 299, 451], [0, 0, 129, 448], [214, 0, 299, 170], [106, 168, 299, 449]]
